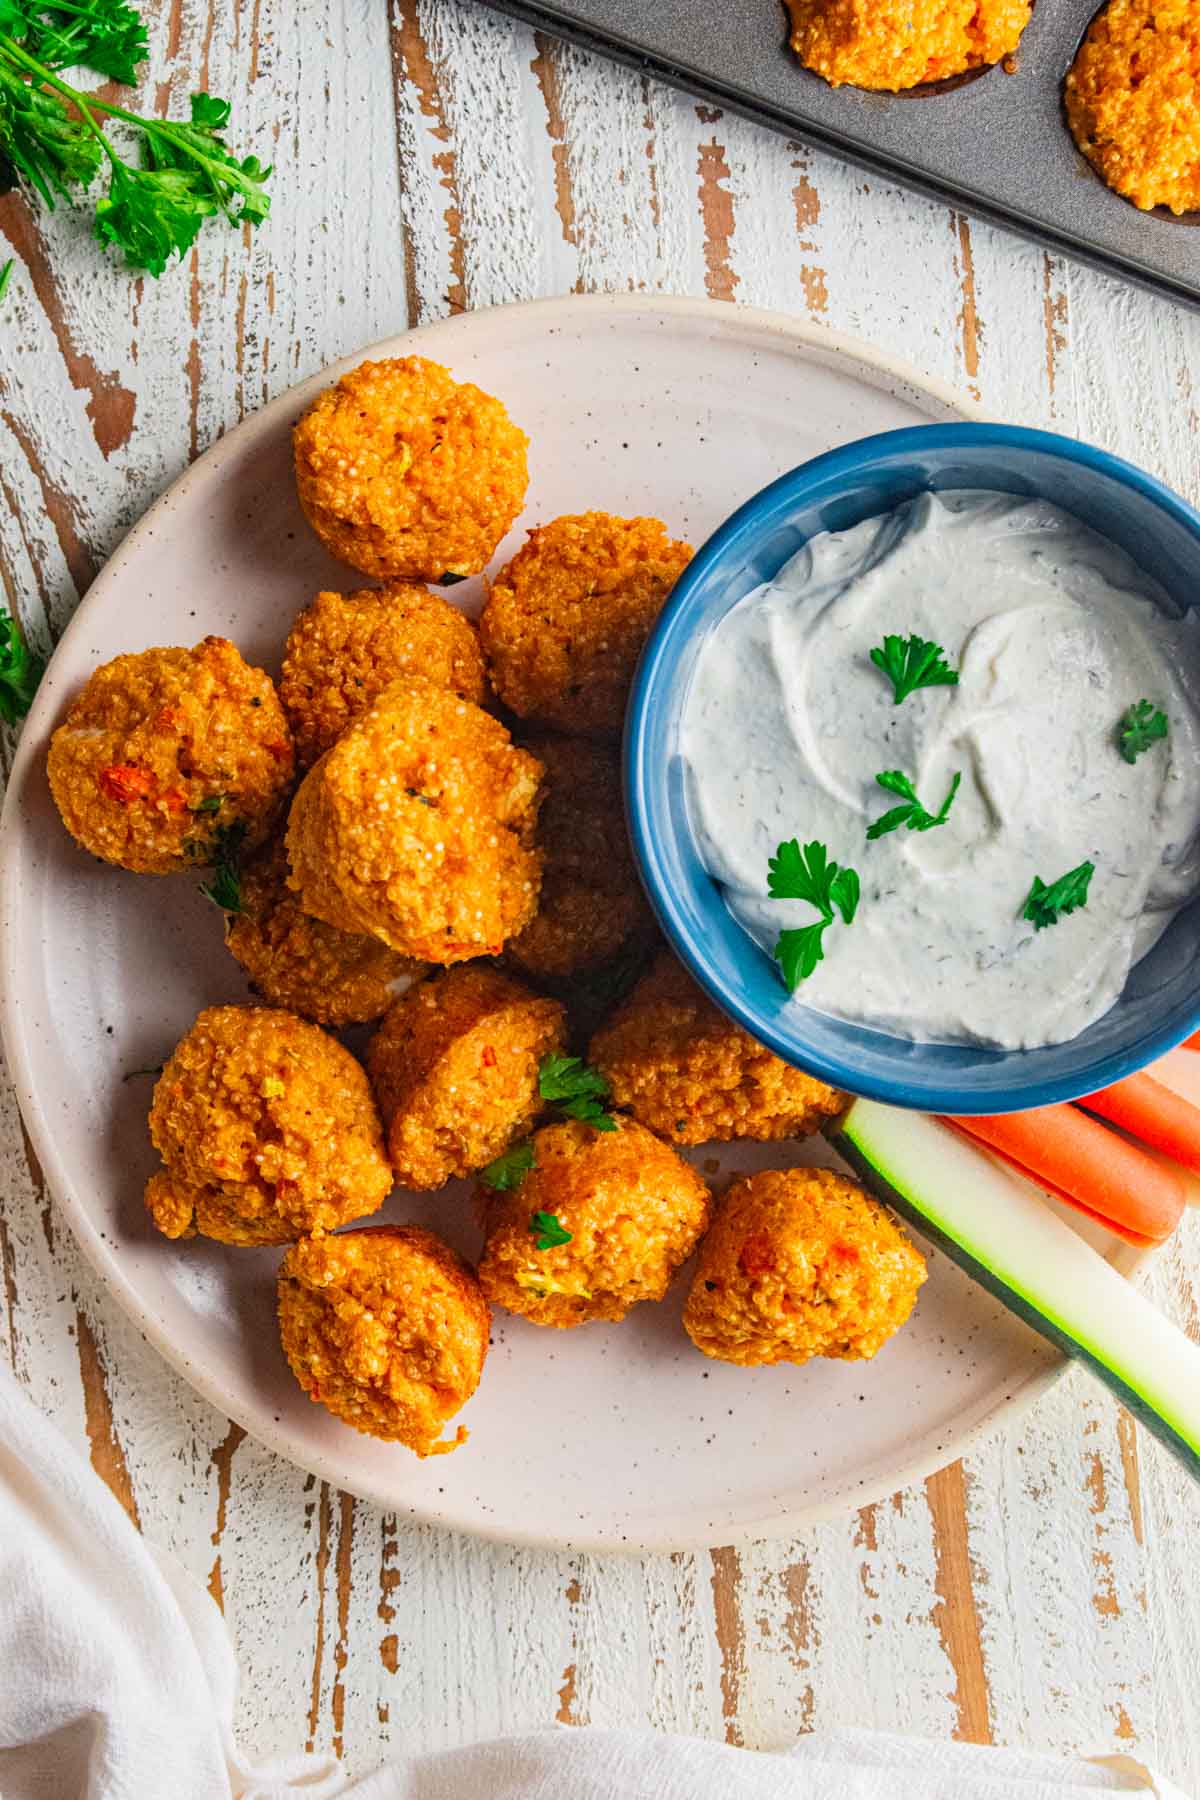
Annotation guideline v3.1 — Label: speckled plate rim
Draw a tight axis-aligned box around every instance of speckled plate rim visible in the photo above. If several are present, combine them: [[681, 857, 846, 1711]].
[[1, 291, 1139, 1553]]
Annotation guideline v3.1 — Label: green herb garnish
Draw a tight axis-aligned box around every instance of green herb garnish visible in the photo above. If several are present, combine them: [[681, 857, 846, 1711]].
[[191, 793, 224, 815], [0, 257, 12, 304], [1022, 860, 1095, 931], [198, 818, 246, 915], [0, 606, 43, 723], [767, 837, 860, 992], [199, 861, 241, 913], [437, 571, 468, 587], [529, 1210, 572, 1250], [0, 4, 270, 277], [767, 837, 859, 923], [866, 768, 962, 840], [773, 920, 833, 991], [1, 0, 149, 84], [869, 632, 959, 705], [538, 1051, 616, 1131], [1118, 700, 1168, 766], [480, 1140, 535, 1192]]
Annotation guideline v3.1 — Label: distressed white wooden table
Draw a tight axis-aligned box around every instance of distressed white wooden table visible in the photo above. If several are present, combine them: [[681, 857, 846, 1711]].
[[2, 0, 1199, 1784]]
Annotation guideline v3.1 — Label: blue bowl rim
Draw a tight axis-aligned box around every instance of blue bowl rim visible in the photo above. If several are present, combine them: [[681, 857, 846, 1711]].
[[624, 421, 1200, 1113]]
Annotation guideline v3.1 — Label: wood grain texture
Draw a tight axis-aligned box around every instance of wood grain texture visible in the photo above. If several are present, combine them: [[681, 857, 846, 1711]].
[[0, 0, 1198, 1785]]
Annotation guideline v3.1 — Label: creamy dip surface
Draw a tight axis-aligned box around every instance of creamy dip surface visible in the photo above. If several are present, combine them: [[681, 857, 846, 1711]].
[[680, 490, 1200, 1050]]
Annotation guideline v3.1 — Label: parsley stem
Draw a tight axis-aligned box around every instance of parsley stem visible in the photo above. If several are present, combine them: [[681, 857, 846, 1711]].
[[0, 38, 118, 162]]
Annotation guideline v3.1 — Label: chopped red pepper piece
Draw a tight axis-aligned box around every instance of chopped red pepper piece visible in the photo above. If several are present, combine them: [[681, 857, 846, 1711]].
[[98, 763, 152, 804], [481, 1045, 497, 1068]]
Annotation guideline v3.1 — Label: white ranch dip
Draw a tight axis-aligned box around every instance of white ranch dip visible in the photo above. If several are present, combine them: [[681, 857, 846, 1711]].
[[680, 490, 1200, 1050]]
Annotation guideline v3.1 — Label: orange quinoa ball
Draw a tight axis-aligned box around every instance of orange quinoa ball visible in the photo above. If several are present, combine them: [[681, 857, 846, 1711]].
[[279, 583, 487, 769], [506, 734, 655, 981], [286, 680, 544, 963], [1065, 0, 1200, 215], [224, 836, 426, 1027], [478, 1116, 710, 1328], [590, 953, 844, 1146], [367, 964, 566, 1190], [278, 1225, 489, 1454], [479, 512, 692, 736], [293, 356, 528, 581], [684, 1167, 927, 1367], [786, 0, 1030, 90], [47, 638, 293, 875], [145, 1005, 393, 1245]]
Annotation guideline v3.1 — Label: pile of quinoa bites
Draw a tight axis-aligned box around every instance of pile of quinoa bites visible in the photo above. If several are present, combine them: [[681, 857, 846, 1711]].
[[47, 354, 926, 1461]]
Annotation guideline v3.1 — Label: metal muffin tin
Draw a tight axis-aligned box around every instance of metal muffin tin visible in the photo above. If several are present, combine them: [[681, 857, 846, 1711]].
[[477, 0, 1199, 308]]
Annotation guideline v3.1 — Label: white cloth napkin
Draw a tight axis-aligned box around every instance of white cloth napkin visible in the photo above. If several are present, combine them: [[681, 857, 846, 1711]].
[[0, 1360, 1189, 1800]]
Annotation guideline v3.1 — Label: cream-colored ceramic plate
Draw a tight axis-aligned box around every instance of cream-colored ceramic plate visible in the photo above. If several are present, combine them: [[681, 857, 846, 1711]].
[[0, 294, 1142, 1551]]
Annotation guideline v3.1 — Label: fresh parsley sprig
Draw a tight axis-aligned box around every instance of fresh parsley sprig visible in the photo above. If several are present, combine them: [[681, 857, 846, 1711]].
[[766, 837, 860, 992], [869, 632, 959, 706], [199, 818, 246, 915], [0, 3, 271, 277], [1118, 700, 1168, 766], [479, 1056, 618, 1193], [1, 0, 149, 83], [538, 1052, 616, 1131], [480, 1140, 535, 1192], [767, 837, 860, 923], [866, 768, 962, 841], [529, 1210, 571, 1250], [0, 606, 44, 723], [1022, 860, 1095, 931]]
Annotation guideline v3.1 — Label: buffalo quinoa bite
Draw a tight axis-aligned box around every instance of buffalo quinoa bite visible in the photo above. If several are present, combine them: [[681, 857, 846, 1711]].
[[278, 1225, 489, 1454], [224, 836, 426, 1027], [47, 638, 293, 875], [506, 734, 656, 981], [590, 952, 844, 1146], [286, 680, 544, 963], [145, 1005, 393, 1245], [1065, 0, 1200, 215], [367, 964, 566, 1190], [293, 356, 528, 581], [478, 1116, 710, 1328], [683, 1167, 927, 1367], [279, 583, 487, 769], [479, 512, 692, 736], [786, 0, 1030, 90]]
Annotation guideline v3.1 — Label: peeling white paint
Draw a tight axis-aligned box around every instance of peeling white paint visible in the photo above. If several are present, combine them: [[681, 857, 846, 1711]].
[[0, 0, 1198, 1788]]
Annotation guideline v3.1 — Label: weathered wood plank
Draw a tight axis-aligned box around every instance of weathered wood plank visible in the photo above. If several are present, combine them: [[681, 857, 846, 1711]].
[[1, 0, 1199, 1786]]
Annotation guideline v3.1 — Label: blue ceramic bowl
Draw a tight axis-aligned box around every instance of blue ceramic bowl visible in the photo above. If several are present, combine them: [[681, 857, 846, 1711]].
[[625, 423, 1200, 1113]]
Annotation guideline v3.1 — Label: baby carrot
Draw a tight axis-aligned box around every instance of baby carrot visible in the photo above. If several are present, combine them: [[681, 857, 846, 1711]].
[[943, 1105, 1186, 1245], [1080, 1071, 1200, 1177], [943, 1123, 1156, 1249]]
